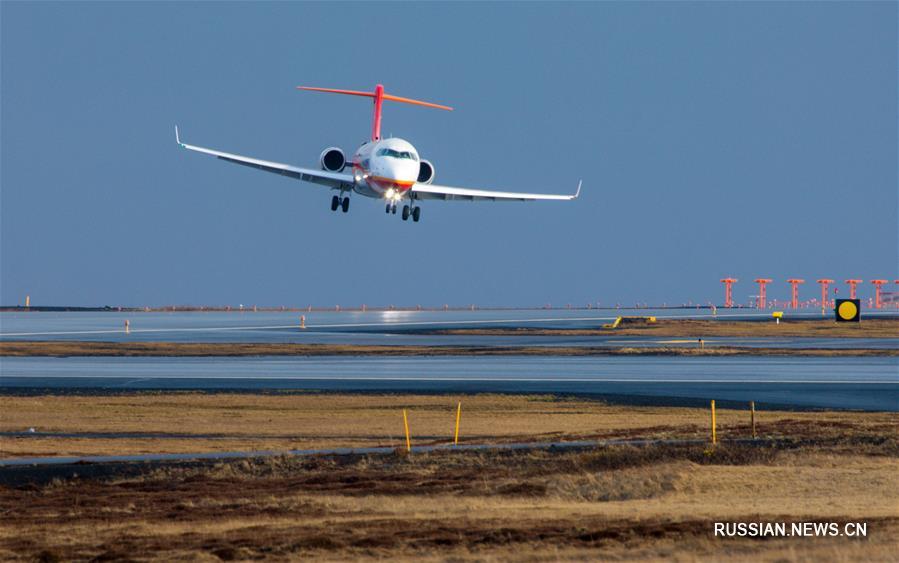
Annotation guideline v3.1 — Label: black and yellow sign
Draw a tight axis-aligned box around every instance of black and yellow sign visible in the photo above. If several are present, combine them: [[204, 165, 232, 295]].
[[834, 299, 860, 322]]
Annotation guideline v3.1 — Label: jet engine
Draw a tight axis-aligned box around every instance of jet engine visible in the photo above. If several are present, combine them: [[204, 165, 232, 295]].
[[417, 159, 435, 184], [319, 147, 346, 172]]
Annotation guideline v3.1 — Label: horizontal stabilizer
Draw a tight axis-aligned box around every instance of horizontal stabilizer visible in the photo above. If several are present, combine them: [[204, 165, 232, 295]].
[[298, 83, 451, 141], [298, 85, 452, 111]]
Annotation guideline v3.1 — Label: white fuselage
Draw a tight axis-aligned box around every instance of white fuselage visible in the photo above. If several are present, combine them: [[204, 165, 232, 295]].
[[350, 137, 420, 200]]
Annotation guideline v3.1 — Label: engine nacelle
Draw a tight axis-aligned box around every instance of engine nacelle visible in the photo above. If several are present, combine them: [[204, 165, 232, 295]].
[[319, 147, 346, 172], [417, 159, 435, 184]]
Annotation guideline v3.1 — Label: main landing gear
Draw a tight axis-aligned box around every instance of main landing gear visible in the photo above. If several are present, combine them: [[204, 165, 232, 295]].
[[401, 204, 421, 222], [331, 194, 350, 213]]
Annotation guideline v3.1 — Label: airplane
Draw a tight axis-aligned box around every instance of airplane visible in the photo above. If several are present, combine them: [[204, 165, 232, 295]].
[[176, 84, 580, 223]]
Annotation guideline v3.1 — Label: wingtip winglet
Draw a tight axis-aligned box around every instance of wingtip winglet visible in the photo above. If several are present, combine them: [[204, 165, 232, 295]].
[[573, 180, 582, 199], [175, 125, 182, 146]]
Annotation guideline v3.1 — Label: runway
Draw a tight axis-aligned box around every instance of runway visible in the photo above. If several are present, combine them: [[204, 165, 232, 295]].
[[2, 355, 896, 410], [2, 310, 896, 411], [1, 310, 897, 348]]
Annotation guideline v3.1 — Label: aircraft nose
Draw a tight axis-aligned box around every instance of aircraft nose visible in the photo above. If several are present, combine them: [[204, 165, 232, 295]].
[[393, 160, 417, 183]]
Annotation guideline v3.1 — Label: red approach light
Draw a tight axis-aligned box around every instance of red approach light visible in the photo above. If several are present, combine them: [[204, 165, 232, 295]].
[[787, 279, 805, 309], [720, 278, 738, 308], [870, 280, 888, 309], [816, 279, 834, 309], [754, 279, 773, 309], [844, 279, 863, 300]]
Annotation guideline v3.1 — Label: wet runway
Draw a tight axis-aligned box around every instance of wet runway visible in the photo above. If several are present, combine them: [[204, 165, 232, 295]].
[[2, 356, 896, 411], [2, 308, 748, 340], [1, 310, 896, 411], [1, 310, 897, 349]]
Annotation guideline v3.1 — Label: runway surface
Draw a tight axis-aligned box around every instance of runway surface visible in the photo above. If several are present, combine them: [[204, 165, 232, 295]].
[[2, 310, 896, 411], [2, 356, 896, 411], [1, 310, 897, 348]]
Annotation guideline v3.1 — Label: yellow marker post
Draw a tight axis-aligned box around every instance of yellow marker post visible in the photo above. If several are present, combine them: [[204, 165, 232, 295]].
[[710, 400, 717, 445], [300, 315, 306, 329], [750, 401, 756, 439], [772, 311, 783, 324], [25, 295, 30, 308], [453, 402, 462, 446], [403, 409, 411, 452]]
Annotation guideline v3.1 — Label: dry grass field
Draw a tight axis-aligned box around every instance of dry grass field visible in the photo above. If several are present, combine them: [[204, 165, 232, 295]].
[[1, 393, 897, 561], [1, 393, 897, 457], [1, 444, 897, 561]]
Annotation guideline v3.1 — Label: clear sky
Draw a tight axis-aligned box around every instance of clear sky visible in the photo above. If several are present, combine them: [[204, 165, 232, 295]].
[[2, 2, 896, 308]]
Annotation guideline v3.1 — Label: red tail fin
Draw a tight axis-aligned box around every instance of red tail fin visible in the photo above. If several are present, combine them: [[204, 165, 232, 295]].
[[297, 84, 452, 141]]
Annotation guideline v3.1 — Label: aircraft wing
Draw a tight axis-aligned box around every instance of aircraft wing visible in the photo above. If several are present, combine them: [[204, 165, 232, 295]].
[[410, 180, 581, 202], [175, 126, 353, 190]]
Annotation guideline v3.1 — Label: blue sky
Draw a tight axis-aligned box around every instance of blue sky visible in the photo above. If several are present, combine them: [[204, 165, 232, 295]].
[[2, 2, 896, 308]]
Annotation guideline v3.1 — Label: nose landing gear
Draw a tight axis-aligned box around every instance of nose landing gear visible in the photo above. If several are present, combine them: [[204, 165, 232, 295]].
[[384, 194, 421, 222]]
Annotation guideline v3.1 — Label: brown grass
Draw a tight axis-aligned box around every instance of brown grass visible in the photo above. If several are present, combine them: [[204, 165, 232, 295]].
[[1, 393, 897, 560], [2, 393, 897, 458], [1, 445, 897, 561]]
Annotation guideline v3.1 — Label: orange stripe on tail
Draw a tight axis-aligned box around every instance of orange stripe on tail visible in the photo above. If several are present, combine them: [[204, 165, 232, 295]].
[[298, 84, 453, 141]]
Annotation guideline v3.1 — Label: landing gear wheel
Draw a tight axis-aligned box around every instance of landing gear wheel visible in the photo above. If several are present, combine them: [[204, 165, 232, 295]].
[[385, 204, 391, 214], [330, 195, 340, 212], [341, 197, 350, 213], [391, 204, 397, 215], [412, 207, 421, 222], [402, 205, 410, 221]]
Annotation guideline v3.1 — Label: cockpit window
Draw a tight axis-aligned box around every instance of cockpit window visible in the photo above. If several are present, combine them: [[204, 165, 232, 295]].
[[377, 148, 418, 161]]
